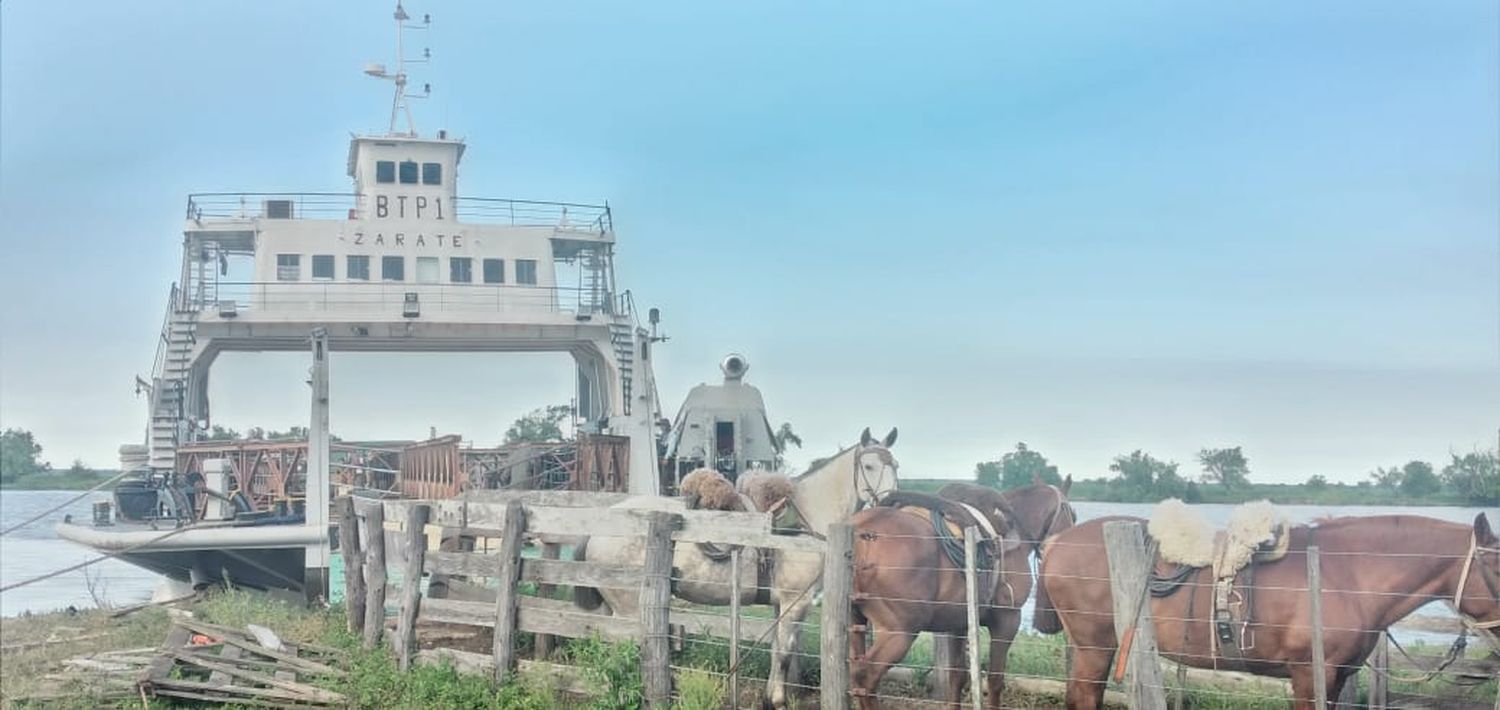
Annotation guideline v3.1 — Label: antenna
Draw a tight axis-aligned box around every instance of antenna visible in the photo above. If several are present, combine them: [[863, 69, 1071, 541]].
[[365, 2, 431, 136]]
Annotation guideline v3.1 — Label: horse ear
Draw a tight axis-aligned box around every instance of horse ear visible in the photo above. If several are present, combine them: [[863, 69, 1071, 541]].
[[1476, 513, 1496, 545], [882, 427, 898, 448], [1061, 475, 1073, 496], [1032, 472, 1042, 485], [860, 428, 873, 447]]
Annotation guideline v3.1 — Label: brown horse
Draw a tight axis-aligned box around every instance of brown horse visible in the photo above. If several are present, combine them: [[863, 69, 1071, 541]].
[[1038, 513, 1500, 710], [848, 479, 1075, 709]]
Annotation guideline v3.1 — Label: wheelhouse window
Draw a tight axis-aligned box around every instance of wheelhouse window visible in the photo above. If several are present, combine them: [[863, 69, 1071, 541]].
[[398, 160, 419, 184], [450, 257, 472, 283], [375, 161, 395, 184], [415, 257, 439, 284], [276, 254, 300, 281], [482, 258, 505, 284], [347, 255, 370, 281], [516, 259, 538, 285], [311, 254, 334, 280], [422, 163, 442, 185], [382, 256, 405, 281]]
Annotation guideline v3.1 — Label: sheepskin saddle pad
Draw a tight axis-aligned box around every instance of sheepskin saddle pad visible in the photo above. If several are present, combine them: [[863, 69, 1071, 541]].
[[680, 468, 751, 512], [1148, 499, 1291, 578]]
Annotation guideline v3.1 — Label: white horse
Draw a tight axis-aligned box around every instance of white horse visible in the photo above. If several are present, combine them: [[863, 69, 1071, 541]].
[[572, 427, 901, 709]]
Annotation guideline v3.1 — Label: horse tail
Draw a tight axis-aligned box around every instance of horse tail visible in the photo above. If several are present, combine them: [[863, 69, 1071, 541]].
[[1032, 546, 1064, 634], [571, 537, 606, 612]]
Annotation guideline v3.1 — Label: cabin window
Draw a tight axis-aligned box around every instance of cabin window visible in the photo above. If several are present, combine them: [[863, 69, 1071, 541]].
[[276, 254, 300, 281], [399, 160, 419, 184], [382, 256, 405, 281], [422, 163, 442, 185], [450, 257, 472, 283], [347, 255, 370, 281], [415, 256, 439, 284], [516, 259, 538, 285], [375, 161, 395, 184], [311, 254, 334, 280], [483, 258, 505, 284]]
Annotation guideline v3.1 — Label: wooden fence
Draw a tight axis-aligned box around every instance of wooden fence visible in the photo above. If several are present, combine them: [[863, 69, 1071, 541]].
[[335, 491, 846, 709]]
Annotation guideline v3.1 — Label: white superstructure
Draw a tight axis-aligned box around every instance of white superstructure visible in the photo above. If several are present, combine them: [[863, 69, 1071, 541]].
[[130, 3, 663, 495]]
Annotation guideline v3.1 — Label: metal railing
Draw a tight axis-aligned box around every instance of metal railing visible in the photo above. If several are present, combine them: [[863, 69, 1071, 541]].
[[149, 283, 179, 384], [184, 193, 612, 232], [193, 281, 621, 318]]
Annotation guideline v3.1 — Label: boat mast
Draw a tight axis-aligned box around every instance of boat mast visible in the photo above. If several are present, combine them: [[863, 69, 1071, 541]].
[[364, 2, 431, 136]]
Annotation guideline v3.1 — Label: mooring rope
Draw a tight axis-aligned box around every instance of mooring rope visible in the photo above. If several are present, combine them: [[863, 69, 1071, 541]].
[[0, 470, 133, 537]]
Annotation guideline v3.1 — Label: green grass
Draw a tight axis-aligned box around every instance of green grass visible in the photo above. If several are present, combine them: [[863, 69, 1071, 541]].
[[5, 588, 1487, 709]]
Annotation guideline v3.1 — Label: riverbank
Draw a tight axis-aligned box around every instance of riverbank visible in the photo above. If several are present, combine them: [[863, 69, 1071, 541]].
[[902, 478, 1480, 506], [2, 591, 1492, 708], [0, 470, 120, 491]]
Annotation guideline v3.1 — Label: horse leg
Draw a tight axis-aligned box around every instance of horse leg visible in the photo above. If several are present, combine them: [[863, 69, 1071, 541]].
[[1062, 631, 1114, 710], [766, 593, 815, 709], [1289, 662, 1342, 710], [851, 624, 918, 710], [984, 610, 1022, 709]]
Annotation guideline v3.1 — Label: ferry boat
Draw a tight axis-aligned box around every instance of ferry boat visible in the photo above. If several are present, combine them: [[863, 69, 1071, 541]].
[[58, 4, 677, 600]]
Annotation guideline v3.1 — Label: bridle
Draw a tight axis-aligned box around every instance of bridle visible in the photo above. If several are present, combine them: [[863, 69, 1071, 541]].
[[1027, 484, 1075, 557], [1453, 533, 1500, 631], [852, 444, 897, 512]]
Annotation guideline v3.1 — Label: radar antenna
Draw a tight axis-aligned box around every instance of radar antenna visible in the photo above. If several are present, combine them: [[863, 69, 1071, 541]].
[[364, 2, 431, 136]]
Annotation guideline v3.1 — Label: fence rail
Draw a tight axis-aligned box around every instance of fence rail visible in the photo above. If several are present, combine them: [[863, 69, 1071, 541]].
[[340, 490, 839, 708]]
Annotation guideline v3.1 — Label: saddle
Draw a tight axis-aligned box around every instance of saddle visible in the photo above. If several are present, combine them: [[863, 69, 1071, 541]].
[[1147, 499, 1290, 656], [878, 491, 1018, 604]]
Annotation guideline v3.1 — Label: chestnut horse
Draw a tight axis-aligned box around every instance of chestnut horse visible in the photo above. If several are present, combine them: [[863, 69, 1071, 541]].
[[848, 479, 1075, 709], [1038, 513, 1500, 710]]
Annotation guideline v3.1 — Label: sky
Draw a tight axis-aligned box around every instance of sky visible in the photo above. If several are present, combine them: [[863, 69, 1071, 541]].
[[1, 1, 1497, 485]]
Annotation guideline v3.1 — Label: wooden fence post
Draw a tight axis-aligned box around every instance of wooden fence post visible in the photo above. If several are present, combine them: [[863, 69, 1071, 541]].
[[362, 502, 387, 650], [1369, 634, 1388, 710], [1103, 520, 1167, 710], [931, 634, 955, 701], [639, 511, 676, 708], [1307, 545, 1327, 709], [728, 546, 742, 708], [821, 522, 854, 710], [535, 541, 561, 660], [337, 496, 366, 635], [396, 504, 431, 671], [963, 526, 983, 710], [491, 500, 527, 683]]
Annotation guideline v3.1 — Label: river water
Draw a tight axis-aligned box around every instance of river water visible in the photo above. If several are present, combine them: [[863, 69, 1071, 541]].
[[2, 490, 1493, 629]]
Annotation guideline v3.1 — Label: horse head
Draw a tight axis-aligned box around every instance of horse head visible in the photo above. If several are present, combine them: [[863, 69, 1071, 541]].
[[854, 426, 900, 509], [1456, 512, 1500, 640], [1001, 475, 1076, 556]]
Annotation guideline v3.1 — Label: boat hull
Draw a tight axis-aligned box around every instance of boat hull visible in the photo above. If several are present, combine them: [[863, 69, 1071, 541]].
[[55, 522, 326, 594]]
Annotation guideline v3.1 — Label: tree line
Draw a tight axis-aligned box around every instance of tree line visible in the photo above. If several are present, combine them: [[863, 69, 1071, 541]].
[[973, 441, 1500, 506]]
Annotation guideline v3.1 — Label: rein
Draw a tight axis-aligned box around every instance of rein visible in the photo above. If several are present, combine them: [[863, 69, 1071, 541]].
[[1375, 630, 1471, 685]]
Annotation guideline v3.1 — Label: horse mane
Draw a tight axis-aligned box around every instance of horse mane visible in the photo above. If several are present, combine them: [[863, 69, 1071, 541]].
[[794, 444, 855, 481]]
